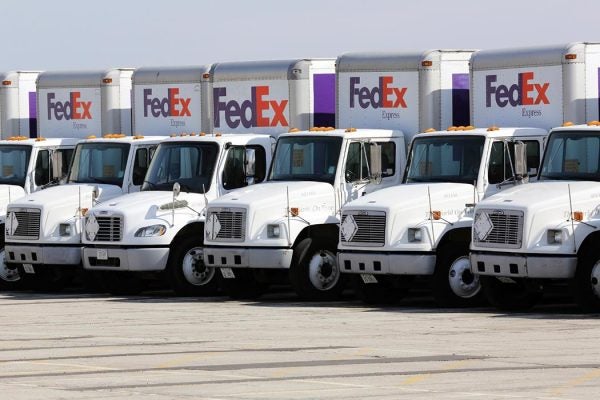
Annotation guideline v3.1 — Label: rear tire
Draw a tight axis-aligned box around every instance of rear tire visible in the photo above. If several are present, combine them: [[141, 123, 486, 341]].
[[216, 268, 267, 300], [167, 236, 218, 296], [481, 276, 542, 311], [289, 238, 345, 301], [432, 244, 483, 307], [572, 251, 600, 312]]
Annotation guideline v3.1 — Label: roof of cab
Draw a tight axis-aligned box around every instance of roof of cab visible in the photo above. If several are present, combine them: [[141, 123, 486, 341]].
[[78, 135, 168, 144], [161, 133, 274, 146], [278, 128, 404, 140], [0, 137, 80, 147], [551, 122, 600, 133], [412, 126, 548, 140]]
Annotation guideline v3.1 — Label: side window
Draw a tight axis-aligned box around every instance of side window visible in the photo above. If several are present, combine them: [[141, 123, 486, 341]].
[[52, 148, 74, 182], [222, 147, 246, 190], [345, 141, 395, 182], [34, 150, 50, 186], [247, 145, 267, 183], [488, 140, 540, 184], [132, 148, 149, 186]]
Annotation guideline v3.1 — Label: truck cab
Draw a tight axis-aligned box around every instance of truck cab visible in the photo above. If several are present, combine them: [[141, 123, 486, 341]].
[[4, 135, 164, 289], [203, 128, 406, 300], [470, 123, 600, 311], [0, 136, 78, 288], [338, 126, 546, 305], [81, 133, 275, 295]]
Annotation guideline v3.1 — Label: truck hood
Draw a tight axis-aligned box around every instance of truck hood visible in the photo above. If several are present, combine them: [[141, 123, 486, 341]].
[[8, 183, 122, 211], [0, 185, 26, 221]]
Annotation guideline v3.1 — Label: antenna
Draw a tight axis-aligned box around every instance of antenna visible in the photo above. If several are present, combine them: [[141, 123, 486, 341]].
[[286, 186, 291, 246], [567, 184, 577, 253], [427, 185, 436, 245]]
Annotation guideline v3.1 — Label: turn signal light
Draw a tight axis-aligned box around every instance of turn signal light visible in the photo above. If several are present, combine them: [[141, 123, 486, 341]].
[[290, 207, 299, 217], [573, 211, 584, 221], [432, 210, 441, 220]]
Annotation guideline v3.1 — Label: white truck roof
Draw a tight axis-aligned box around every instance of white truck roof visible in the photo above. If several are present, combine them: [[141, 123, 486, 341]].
[[162, 133, 273, 145], [36, 69, 134, 88], [277, 128, 404, 140], [412, 126, 548, 140], [133, 65, 211, 84], [209, 59, 333, 81], [0, 137, 80, 147], [76, 135, 165, 145]]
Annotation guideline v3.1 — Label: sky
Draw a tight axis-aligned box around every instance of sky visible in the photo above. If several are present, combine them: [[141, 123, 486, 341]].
[[2, 0, 600, 71]]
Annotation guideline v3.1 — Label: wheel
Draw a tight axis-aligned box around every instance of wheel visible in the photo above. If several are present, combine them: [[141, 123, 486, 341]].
[[167, 236, 218, 296], [22, 265, 75, 292], [480, 276, 542, 311], [289, 238, 345, 301], [351, 275, 408, 305], [573, 251, 600, 312], [432, 244, 483, 307], [98, 271, 145, 295], [0, 250, 27, 290], [216, 268, 267, 300]]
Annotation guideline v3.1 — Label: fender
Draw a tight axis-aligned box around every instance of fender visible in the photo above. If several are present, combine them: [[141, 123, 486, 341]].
[[436, 227, 471, 252]]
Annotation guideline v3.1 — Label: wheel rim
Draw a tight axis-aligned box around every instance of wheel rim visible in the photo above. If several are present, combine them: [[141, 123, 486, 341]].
[[307, 250, 340, 291], [590, 261, 600, 299], [0, 250, 20, 283], [182, 247, 214, 286], [448, 256, 481, 298]]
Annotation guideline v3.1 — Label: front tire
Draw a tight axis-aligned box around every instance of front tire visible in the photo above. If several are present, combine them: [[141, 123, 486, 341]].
[[480, 276, 542, 311], [167, 236, 218, 296], [0, 250, 27, 290], [432, 244, 483, 307], [573, 251, 600, 312], [289, 238, 345, 301]]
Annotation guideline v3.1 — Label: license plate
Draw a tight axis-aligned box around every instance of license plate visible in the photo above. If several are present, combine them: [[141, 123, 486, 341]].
[[96, 249, 108, 261], [360, 273, 378, 284], [23, 264, 35, 274], [220, 267, 235, 279]]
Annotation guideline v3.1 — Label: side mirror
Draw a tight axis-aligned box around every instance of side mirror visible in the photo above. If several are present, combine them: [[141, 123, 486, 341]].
[[173, 182, 181, 198], [244, 148, 256, 177], [513, 142, 528, 178], [92, 185, 100, 201], [369, 143, 382, 184]]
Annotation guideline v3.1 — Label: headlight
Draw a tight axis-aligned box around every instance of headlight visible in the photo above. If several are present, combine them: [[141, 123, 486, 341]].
[[547, 229, 562, 244], [135, 224, 167, 237], [59, 223, 72, 237], [408, 227, 422, 242], [267, 224, 281, 238]]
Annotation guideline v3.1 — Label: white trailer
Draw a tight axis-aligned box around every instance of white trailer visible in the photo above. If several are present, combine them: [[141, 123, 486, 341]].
[[0, 71, 40, 139], [209, 59, 336, 134], [202, 50, 474, 300], [37, 69, 134, 138], [470, 43, 600, 312], [338, 44, 600, 306]]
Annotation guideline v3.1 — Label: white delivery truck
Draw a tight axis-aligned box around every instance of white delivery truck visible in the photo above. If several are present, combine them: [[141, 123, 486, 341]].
[[470, 43, 600, 311], [80, 61, 335, 296], [4, 69, 167, 290], [339, 44, 598, 306], [203, 51, 473, 300], [0, 136, 78, 288], [0, 71, 40, 139]]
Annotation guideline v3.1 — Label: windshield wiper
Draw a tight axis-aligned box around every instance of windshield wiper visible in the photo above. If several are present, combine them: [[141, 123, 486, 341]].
[[86, 177, 115, 185], [142, 180, 158, 190]]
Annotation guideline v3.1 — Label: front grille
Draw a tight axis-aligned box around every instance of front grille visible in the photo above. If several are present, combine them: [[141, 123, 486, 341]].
[[6, 209, 41, 239], [473, 209, 524, 249], [93, 216, 123, 242], [340, 210, 386, 247], [207, 208, 246, 242]]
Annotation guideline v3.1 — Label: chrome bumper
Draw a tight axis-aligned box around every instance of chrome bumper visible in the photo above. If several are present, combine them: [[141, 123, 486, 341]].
[[82, 247, 170, 271], [204, 246, 293, 269], [470, 252, 577, 279], [4, 244, 82, 265], [338, 251, 436, 275]]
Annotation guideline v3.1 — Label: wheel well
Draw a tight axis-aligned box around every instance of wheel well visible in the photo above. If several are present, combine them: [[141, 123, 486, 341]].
[[576, 232, 600, 258], [436, 227, 471, 252], [292, 224, 339, 249], [170, 222, 204, 248]]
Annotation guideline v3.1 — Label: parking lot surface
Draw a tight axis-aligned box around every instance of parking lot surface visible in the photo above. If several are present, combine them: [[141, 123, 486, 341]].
[[0, 291, 598, 399]]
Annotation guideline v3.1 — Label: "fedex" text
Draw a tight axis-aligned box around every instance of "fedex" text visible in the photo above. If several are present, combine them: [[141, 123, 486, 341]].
[[143, 88, 191, 118], [486, 72, 550, 108], [47, 92, 92, 120], [213, 86, 288, 128], [349, 76, 407, 109]]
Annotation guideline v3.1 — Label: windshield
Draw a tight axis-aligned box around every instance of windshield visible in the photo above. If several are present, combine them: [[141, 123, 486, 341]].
[[269, 136, 343, 184], [540, 130, 600, 181], [0, 145, 32, 187], [404, 135, 485, 184], [68, 143, 130, 186], [142, 142, 219, 193]]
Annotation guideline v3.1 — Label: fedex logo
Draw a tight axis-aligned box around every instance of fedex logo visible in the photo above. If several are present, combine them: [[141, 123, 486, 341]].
[[486, 72, 550, 108], [213, 86, 288, 128], [349, 76, 407, 109], [47, 92, 92, 120], [143, 88, 191, 118]]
